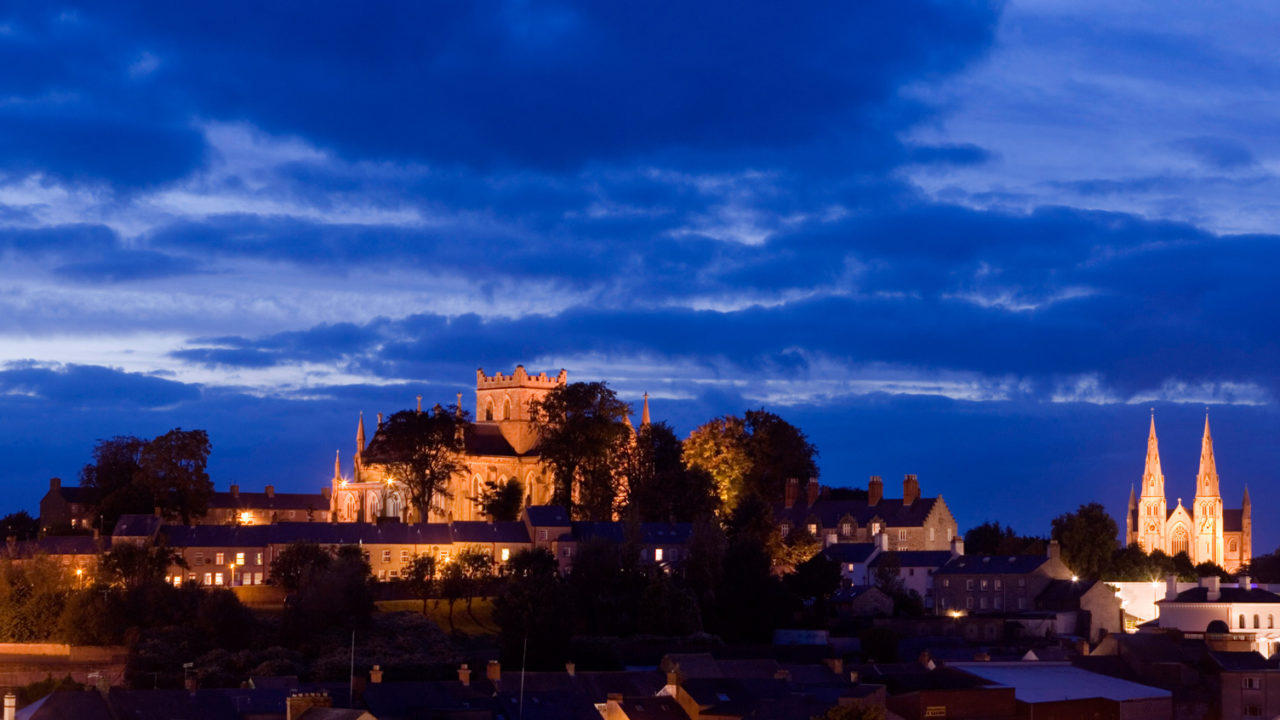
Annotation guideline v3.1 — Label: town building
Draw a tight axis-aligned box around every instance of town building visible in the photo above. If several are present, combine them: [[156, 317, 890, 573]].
[[775, 474, 958, 552], [1154, 575, 1280, 657], [1125, 415, 1251, 571]]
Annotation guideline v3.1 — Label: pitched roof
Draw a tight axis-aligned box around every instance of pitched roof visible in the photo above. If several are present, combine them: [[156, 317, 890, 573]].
[[465, 423, 523, 457], [1165, 586, 1280, 604], [1225, 508, 1244, 532], [869, 550, 955, 568], [208, 490, 328, 512], [107, 689, 238, 720], [1035, 579, 1097, 611], [50, 485, 101, 505], [951, 662, 1170, 702], [524, 505, 571, 526], [821, 543, 877, 564], [162, 521, 455, 548], [451, 521, 532, 544], [11, 535, 106, 557], [1210, 651, 1280, 671], [935, 555, 1050, 576], [15, 691, 112, 720], [776, 497, 941, 529]]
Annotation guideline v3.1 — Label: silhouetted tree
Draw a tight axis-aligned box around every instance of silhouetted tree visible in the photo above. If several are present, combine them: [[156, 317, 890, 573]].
[[492, 548, 574, 670], [474, 477, 524, 521], [100, 542, 183, 590], [627, 422, 718, 522], [138, 428, 213, 525], [965, 521, 1045, 556], [1050, 502, 1118, 580], [530, 382, 631, 519], [364, 406, 472, 521], [0, 511, 38, 541], [404, 553, 437, 614]]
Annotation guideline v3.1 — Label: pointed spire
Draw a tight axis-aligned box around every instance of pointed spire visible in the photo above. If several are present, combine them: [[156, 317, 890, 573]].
[[1141, 412, 1164, 496], [357, 411, 366, 452], [1128, 484, 1136, 510], [1243, 484, 1251, 508], [1196, 412, 1219, 497], [641, 392, 651, 426], [334, 450, 341, 481]]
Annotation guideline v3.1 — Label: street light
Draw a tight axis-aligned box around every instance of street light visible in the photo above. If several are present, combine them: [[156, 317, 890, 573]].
[[75, 567, 83, 590], [228, 562, 237, 587]]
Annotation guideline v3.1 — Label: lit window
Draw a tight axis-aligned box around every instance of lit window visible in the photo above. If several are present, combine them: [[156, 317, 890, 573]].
[[807, 523, 818, 535], [235, 552, 245, 565], [203, 573, 212, 585], [943, 579, 950, 588], [898, 529, 906, 541], [501, 548, 510, 562], [254, 572, 263, 585], [383, 550, 391, 563], [994, 579, 1002, 590], [215, 552, 225, 565], [537, 529, 548, 541], [655, 548, 664, 562], [255, 552, 263, 565], [214, 572, 224, 586], [841, 522, 852, 536], [981, 579, 989, 590], [401, 550, 409, 562]]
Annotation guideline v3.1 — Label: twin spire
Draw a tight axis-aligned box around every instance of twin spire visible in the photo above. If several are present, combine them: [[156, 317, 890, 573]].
[[1143, 412, 1220, 498]]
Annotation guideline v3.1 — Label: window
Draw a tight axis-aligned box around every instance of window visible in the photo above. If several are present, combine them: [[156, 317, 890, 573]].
[[214, 572, 224, 586], [1255, 614, 1261, 629], [966, 596, 974, 609], [1241, 614, 1248, 628], [1018, 597, 1026, 610], [215, 552, 225, 565], [1018, 578, 1026, 587], [1270, 615, 1274, 629], [501, 548, 510, 562], [654, 548, 664, 562], [255, 552, 263, 565], [908, 568, 915, 577], [561, 548, 571, 558], [188, 573, 196, 583], [1244, 704, 1262, 717], [979, 597, 988, 609], [943, 579, 950, 588], [235, 552, 245, 565], [994, 596, 1002, 609], [203, 572, 212, 585], [1244, 677, 1262, 689], [195, 552, 204, 565], [980, 579, 989, 590], [254, 572, 263, 585], [382, 550, 392, 563], [807, 523, 818, 535], [898, 529, 906, 541], [390, 570, 399, 578], [841, 522, 853, 536], [929, 527, 936, 542], [995, 579, 1002, 590], [966, 579, 974, 590], [537, 529, 548, 541], [780, 524, 790, 538]]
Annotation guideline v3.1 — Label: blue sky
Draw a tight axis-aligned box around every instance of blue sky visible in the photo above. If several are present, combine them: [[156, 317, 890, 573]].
[[2, 1, 1278, 552]]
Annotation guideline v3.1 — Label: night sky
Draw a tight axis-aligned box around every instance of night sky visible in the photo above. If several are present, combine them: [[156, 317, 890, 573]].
[[2, 2, 1278, 552]]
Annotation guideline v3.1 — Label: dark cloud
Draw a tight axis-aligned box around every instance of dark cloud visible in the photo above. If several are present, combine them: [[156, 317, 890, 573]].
[[0, 362, 201, 408], [1171, 136, 1256, 171], [54, 249, 204, 282]]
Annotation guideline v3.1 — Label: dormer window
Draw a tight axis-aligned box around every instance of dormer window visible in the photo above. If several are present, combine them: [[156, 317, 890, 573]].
[[840, 522, 853, 536]]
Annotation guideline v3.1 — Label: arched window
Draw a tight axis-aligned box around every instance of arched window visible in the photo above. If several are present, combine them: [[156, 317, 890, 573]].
[[1255, 614, 1261, 629], [1171, 527, 1189, 557], [485, 400, 494, 421], [1269, 615, 1274, 629], [503, 397, 512, 420], [1240, 614, 1247, 628]]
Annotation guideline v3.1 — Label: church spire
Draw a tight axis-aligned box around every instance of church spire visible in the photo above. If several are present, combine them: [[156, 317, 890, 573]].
[[641, 392, 651, 427], [1141, 412, 1164, 497], [1196, 412, 1219, 497], [334, 449, 341, 481]]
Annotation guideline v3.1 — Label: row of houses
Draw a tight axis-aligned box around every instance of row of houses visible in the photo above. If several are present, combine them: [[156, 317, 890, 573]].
[[7, 505, 693, 586]]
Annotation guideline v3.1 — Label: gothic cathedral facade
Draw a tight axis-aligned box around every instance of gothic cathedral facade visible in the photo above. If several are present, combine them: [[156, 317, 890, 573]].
[[1125, 416, 1252, 572], [329, 366, 568, 523]]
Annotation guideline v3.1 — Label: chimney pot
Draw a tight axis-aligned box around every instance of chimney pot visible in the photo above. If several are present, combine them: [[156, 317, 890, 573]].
[[1240, 575, 1252, 590], [1165, 574, 1179, 601], [785, 478, 799, 507], [806, 477, 820, 506], [4, 693, 15, 720], [230, 484, 239, 497], [265, 485, 275, 498], [565, 662, 576, 677], [370, 664, 383, 684], [1047, 540, 1061, 561], [868, 476, 883, 506], [950, 536, 965, 557], [487, 659, 501, 682], [458, 663, 471, 686], [50, 477, 61, 490]]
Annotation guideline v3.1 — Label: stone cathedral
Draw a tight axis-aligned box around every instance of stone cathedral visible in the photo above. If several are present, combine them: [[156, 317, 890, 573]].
[[330, 366, 569, 523], [1125, 415, 1252, 572]]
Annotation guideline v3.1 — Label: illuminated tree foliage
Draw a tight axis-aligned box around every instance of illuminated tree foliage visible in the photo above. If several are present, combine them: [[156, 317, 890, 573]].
[[625, 421, 718, 522], [684, 410, 817, 512]]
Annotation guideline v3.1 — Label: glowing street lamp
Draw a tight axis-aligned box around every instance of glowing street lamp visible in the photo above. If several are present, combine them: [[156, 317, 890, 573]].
[[75, 567, 83, 590], [228, 562, 237, 587]]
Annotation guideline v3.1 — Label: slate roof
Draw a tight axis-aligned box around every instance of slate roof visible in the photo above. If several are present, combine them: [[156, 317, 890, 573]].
[[524, 505, 571, 526], [160, 521, 458, 548], [50, 485, 101, 504], [1164, 585, 1280, 604], [1035, 579, 1097, 611], [107, 689, 238, 720], [568, 521, 692, 546], [1225, 508, 1244, 532], [465, 423, 526, 457], [610, 696, 688, 720], [451, 521, 533, 544], [821, 543, 877, 564], [208, 490, 328, 512], [868, 550, 954, 568], [1210, 651, 1280, 671], [9, 535, 107, 558], [951, 662, 1170, 702], [776, 497, 941, 529], [935, 555, 1050, 575]]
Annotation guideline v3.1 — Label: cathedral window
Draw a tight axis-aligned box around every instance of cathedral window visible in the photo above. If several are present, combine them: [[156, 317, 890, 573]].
[[485, 400, 494, 421], [1171, 527, 1189, 557], [503, 398, 512, 420]]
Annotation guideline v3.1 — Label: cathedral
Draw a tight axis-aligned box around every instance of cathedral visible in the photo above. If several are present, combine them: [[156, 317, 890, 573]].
[[1125, 415, 1252, 572], [328, 365, 654, 523]]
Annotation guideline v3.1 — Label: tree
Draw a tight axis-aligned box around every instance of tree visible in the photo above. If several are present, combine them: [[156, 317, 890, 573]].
[[137, 428, 213, 525], [270, 542, 333, 592], [530, 382, 631, 519], [492, 549, 574, 670], [814, 702, 887, 720], [459, 548, 494, 613], [626, 422, 718, 522], [100, 543, 183, 590], [684, 410, 818, 512], [965, 521, 1045, 556], [1050, 503, 1118, 580], [365, 406, 472, 521], [0, 511, 38, 541], [785, 552, 841, 623], [404, 554, 437, 614], [440, 562, 466, 633], [80, 435, 149, 531], [474, 478, 524, 521], [683, 415, 751, 511]]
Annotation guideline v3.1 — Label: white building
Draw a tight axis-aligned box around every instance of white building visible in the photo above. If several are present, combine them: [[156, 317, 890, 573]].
[[1155, 575, 1280, 657]]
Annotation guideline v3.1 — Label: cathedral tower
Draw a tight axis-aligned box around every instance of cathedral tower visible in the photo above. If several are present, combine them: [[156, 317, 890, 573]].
[[1193, 415, 1224, 566], [1136, 415, 1169, 554]]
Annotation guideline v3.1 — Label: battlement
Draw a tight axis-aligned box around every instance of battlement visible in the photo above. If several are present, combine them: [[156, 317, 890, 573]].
[[476, 365, 567, 389]]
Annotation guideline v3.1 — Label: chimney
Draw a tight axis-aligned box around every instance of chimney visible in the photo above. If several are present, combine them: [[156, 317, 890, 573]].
[[785, 478, 799, 507], [1202, 575, 1221, 602], [1240, 575, 1252, 590], [565, 662, 576, 677], [286, 692, 331, 720], [377, 412, 384, 428], [806, 477, 820, 506], [868, 476, 883, 506], [370, 664, 383, 684], [950, 536, 964, 557], [458, 663, 471, 686], [665, 669, 679, 687], [4, 693, 15, 720], [230, 484, 239, 498], [1075, 639, 1090, 657], [487, 659, 501, 682], [1165, 574, 1179, 601], [265, 485, 275, 498], [877, 531, 890, 552], [93, 527, 100, 540], [903, 474, 920, 506], [154, 506, 163, 518], [49, 477, 61, 491], [1047, 540, 1061, 562]]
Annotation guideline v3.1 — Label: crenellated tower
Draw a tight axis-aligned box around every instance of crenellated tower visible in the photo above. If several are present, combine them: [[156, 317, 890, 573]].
[[1193, 414, 1224, 566], [1136, 415, 1169, 553]]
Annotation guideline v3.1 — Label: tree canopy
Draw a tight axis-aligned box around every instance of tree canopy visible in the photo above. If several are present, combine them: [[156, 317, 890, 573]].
[[474, 477, 524, 522], [625, 421, 718, 522], [1050, 502, 1118, 580], [964, 521, 1046, 556], [530, 381, 631, 519], [364, 406, 472, 521], [81, 430, 213, 530], [683, 409, 817, 512]]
